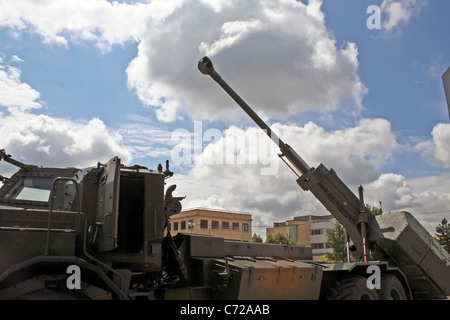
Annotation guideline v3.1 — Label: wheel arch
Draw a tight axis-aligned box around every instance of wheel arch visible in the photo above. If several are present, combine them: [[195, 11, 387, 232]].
[[320, 261, 412, 300], [0, 255, 128, 300], [347, 262, 412, 300]]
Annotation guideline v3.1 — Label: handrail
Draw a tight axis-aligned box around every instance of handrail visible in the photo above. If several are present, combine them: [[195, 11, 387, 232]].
[[44, 177, 125, 292]]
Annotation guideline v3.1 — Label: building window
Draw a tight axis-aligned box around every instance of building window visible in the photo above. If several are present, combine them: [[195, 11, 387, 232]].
[[312, 243, 325, 249], [222, 221, 229, 229], [173, 222, 178, 231], [181, 221, 186, 230], [232, 222, 239, 230], [200, 219, 208, 229], [242, 223, 249, 232], [212, 220, 219, 229], [311, 229, 323, 235], [188, 219, 195, 230]]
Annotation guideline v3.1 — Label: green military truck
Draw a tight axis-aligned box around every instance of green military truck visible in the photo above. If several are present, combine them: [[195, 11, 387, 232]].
[[0, 57, 448, 300]]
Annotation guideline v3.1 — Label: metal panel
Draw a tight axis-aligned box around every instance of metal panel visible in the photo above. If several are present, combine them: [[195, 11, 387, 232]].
[[0, 229, 76, 273], [213, 258, 322, 300], [376, 211, 450, 297], [95, 157, 121, 252], [442, 67, 450, 120]]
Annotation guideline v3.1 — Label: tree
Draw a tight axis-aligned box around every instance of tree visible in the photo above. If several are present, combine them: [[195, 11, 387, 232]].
[[324, 221, 347, 263], [366, 204, 382, 216], [252, 233, 263, 243], [265, 232, 296, 245], [435, 218, 450, 254]]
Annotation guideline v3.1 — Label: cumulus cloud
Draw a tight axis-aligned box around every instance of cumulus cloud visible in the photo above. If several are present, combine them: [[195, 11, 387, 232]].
[[171, 118, 404, 231], [168, 118, 449, 234], [0, 113, 131, 168], [274, 118, 400, 184], [413, 123, 450, 168], [0, 57, 42, 113], [0, 0, 368, 122], [0, 57, 131, 174], [0, 0, 181, 51], [381, 0, 427, 33], [126, 0, 367, 122], [431, 123, 450, 167], [365, 173, 450, 232]]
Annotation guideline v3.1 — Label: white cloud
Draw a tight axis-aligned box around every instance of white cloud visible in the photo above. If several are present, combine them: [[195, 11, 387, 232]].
[[166, 118, 450, 235], [273, 118, 400, 185], [170, 118, 404, 231], [0, 57, 131, 172], [0, 60, 42, 113], [0, 0, 368, 122], [381, 0, 427, 33], [413, 123, 450, 168], [365, 173, 450, 233], [365, 173, 414, 209], [0, 112, 132, 169], [126, 0, 367, 122], [431, 123, 450, 167], [198, 19, 267, 57], [0, 0, 181, 51]]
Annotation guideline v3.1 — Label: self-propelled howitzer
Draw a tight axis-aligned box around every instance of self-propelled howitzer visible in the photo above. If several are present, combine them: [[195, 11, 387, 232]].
[[0, 57, 448, 300], [198, 56, 450, 299], [198, 56, 381, 262]]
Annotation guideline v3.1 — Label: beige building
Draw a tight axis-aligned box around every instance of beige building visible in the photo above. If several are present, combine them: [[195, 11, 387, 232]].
[[266, 219, 311, 246], [168, 208, 252, 242], [267, 215, 336, 259]]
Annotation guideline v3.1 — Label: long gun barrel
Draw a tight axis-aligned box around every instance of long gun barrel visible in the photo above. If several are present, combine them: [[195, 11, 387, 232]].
[[198, 56, 384, 261], [198, 57, 310, 176]]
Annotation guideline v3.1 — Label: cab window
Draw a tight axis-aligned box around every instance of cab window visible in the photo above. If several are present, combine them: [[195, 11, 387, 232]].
[[7, 177, 53, 202]]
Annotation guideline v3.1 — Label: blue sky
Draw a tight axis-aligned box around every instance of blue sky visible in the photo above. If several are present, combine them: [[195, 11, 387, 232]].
[[0, 0, 449, 234]]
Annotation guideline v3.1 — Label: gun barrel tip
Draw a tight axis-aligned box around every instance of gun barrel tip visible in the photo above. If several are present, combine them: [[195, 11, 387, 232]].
[[198, 56, 214, 75]]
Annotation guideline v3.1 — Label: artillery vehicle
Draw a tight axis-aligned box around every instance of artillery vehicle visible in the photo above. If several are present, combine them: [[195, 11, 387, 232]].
[[0, 57, 448, 300]]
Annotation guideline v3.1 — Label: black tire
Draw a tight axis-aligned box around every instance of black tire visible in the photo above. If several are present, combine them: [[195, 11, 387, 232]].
[[377, 274, 408, 300], [324, 275, 379, 300]]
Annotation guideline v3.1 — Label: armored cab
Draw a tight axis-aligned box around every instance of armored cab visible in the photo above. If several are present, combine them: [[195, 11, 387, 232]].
[[0, 151, 171, 299]]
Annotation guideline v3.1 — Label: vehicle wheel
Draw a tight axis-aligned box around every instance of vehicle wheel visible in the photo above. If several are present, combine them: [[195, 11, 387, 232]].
[[325, 275, 379, 300], [377, 274, 408, 300]]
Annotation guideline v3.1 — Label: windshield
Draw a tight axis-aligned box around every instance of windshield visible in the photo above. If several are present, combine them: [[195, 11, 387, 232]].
[[6, 177, 53, 202]]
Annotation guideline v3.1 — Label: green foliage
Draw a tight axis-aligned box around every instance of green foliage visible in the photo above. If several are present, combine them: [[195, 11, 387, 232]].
[[265, 232, 296, 245], [365, 204, 382, 216], [435, 218, 450, 254], [252, 233, 263, 243], [324, 221, 347, 263]]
